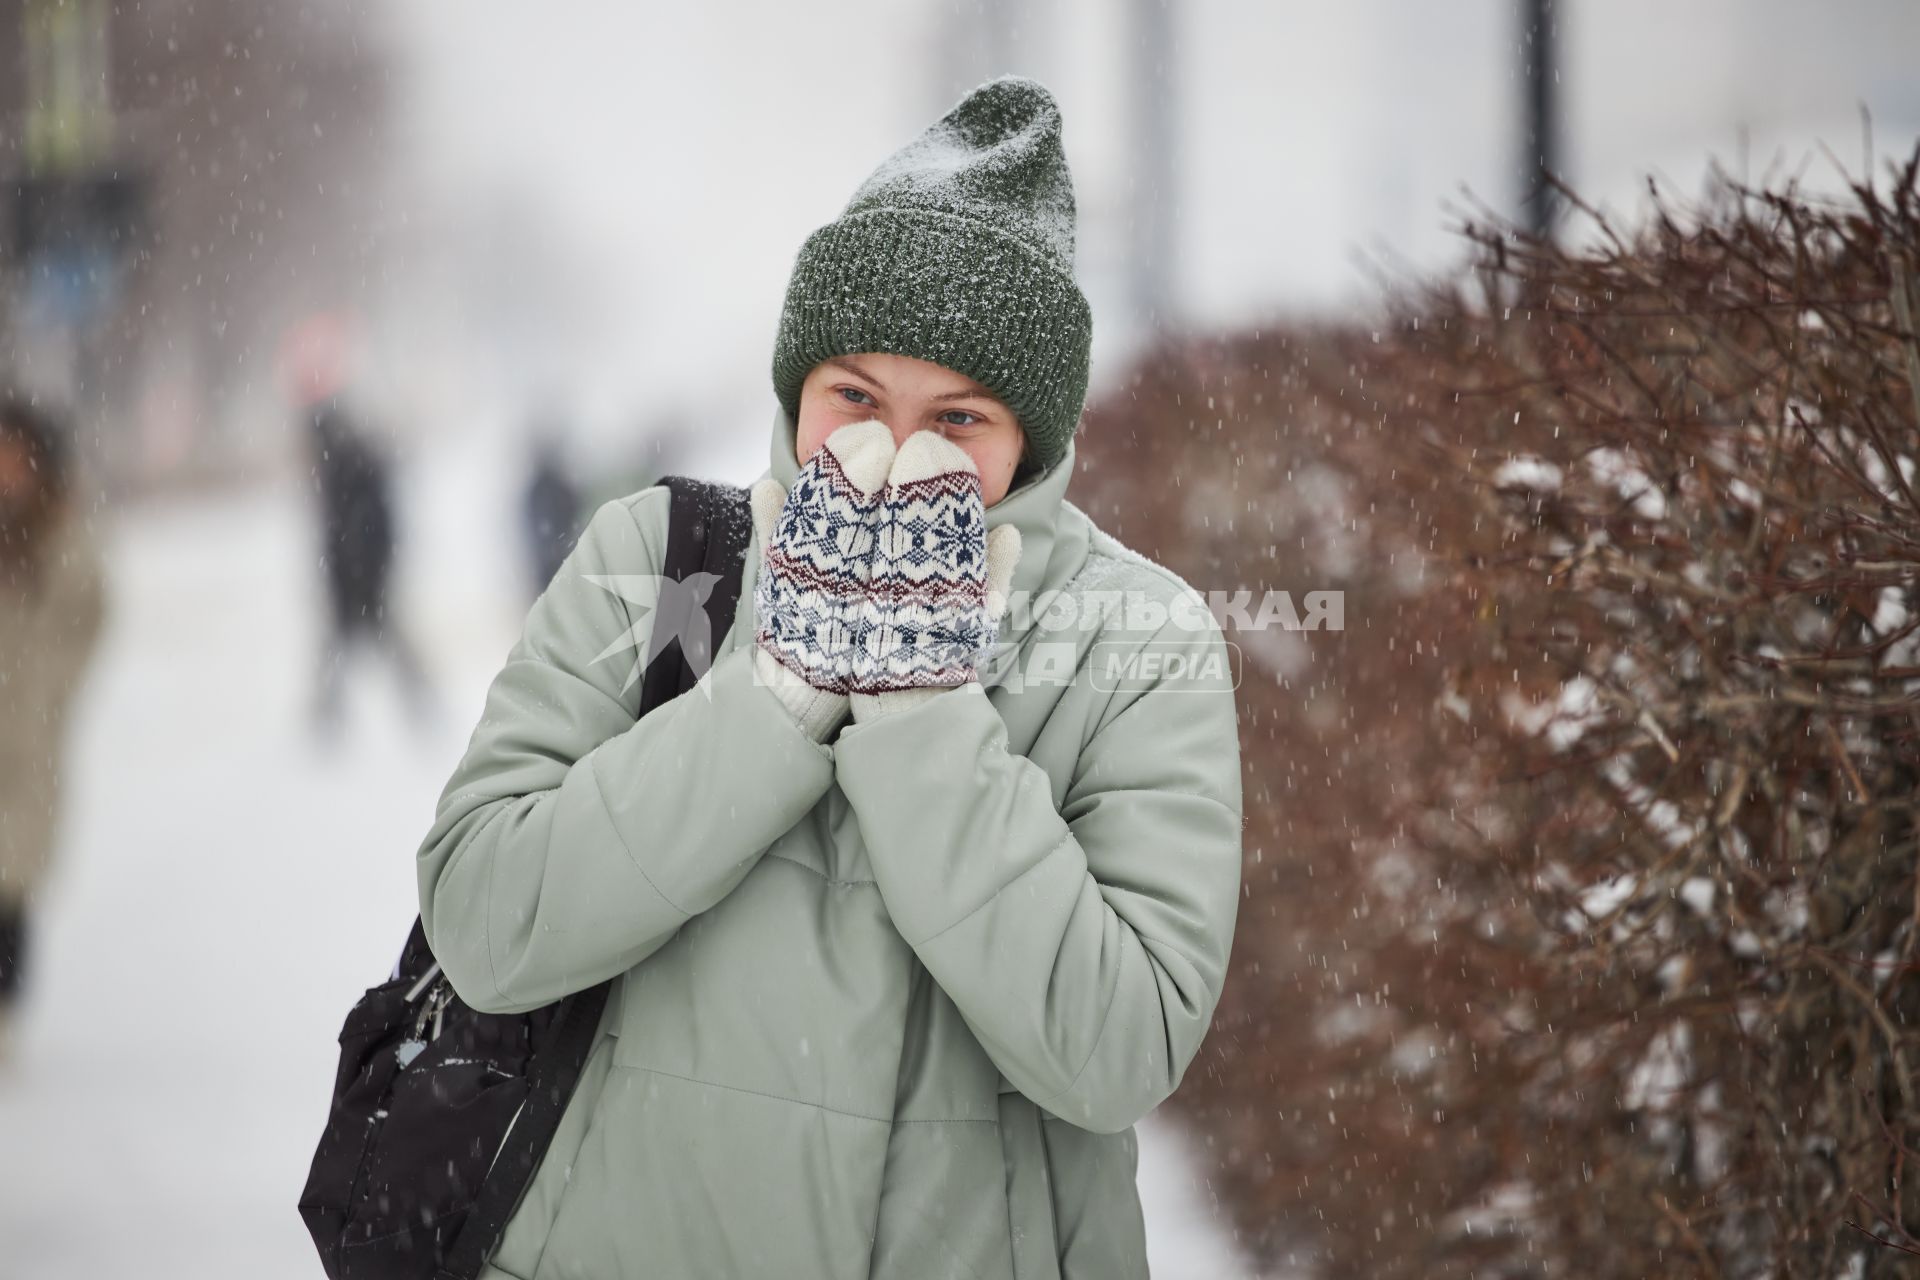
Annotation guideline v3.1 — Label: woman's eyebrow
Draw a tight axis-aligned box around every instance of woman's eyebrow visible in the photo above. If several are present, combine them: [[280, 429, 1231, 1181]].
[[931, 385, 997, 403], [826, 356, 887, 392]]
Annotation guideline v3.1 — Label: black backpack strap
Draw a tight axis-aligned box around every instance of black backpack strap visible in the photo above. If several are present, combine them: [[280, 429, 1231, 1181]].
[[640, 476, 754, 710], [440, 475, 752, 1280], [436, 986, 608, 1280]]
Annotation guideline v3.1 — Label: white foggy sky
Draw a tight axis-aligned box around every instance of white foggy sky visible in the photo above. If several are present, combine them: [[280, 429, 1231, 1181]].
[[377, 0, 1920, 462]]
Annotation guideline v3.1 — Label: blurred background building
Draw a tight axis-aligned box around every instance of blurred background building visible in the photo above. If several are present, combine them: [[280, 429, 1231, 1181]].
[[1, 3, 1918, 1276], [0, 0, 388, 490], [4, 0, 1916, 492]]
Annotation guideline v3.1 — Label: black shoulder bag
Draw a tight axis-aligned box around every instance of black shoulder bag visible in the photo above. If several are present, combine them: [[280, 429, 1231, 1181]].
[[298, 476, 753, 1280]]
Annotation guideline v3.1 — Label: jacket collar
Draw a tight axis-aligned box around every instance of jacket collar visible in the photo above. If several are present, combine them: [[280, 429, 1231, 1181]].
[[765, 405, 1074, 606]]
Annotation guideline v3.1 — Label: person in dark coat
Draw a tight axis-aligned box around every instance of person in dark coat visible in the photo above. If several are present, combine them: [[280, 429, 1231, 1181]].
[[520, 430, 581, 600], [0, 392, 106, 1063], [306, 398, 432, 737]]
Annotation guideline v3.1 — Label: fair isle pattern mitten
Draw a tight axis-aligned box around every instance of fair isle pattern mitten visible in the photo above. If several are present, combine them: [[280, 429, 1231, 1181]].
[[850, 431, 1021, 696], [751, 420, 895, 737]]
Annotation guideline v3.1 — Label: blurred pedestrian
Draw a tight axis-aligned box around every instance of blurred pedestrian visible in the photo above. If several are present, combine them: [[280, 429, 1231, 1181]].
[[0, 392, 106, 1063], [305, 396, 433, 739], [521, 428, 581, 599]]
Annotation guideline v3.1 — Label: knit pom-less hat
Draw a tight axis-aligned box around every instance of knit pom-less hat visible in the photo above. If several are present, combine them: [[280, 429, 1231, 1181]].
[[772, 77, 1093, 472]]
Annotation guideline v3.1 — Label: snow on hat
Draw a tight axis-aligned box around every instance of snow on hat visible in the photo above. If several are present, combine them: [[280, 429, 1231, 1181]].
[[771, 76, 1093, 472]]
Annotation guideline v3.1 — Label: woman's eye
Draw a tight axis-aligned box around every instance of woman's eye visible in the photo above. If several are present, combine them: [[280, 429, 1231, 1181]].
[[838, 386, 875, 407], [939, 411, 981, 429]]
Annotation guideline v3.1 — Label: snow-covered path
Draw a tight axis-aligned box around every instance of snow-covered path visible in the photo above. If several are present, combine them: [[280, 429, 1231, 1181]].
[[0, 438, 1254, 1279]]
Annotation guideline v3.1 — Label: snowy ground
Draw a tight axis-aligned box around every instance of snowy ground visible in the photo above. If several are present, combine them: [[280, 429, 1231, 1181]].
[[0, 433, 1255, 1279]]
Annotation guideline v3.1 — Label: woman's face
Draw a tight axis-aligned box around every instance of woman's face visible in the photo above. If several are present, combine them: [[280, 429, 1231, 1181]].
[[795, 353, 1027, 507]]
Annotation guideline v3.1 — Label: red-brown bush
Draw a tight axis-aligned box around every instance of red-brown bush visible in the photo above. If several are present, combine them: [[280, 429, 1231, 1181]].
[[1078, 149, 1920, 1277]]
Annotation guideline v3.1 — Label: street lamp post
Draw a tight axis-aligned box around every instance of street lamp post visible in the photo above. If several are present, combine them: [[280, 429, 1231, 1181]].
[[1521, 0, 1561, 241], [1131, 0, 1177, 335]]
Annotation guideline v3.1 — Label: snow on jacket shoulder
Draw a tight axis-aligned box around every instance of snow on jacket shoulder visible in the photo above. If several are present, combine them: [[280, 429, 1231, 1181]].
[[417, 410, 1243, 1280]]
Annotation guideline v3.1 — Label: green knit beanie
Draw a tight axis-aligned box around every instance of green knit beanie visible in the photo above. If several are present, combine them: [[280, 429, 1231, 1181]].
[[771, 76, 1093, 472]]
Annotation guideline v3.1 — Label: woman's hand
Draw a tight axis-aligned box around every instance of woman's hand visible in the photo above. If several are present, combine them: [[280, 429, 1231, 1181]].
[[848, 430, 1021, 719], [749, 419, 896, 739]]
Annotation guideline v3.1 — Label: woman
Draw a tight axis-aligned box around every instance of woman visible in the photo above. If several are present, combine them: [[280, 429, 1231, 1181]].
[[418, 76, 1243, 1280], [0, 393, 106, 1063]]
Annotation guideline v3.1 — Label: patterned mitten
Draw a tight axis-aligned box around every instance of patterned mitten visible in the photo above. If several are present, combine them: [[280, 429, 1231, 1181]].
[[750, 419, 896, 740], [849, 431, 1021, 720]]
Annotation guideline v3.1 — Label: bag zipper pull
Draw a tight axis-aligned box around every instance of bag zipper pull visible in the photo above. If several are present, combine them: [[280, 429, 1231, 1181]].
[[403, 962, 443, 1004], [410, 979, 450, 1042]]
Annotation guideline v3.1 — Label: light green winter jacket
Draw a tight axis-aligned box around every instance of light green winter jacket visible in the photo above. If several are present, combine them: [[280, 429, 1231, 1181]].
[[417, 408, 1243, 1280]]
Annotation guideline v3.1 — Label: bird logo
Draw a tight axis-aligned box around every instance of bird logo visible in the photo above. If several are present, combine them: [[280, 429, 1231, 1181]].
[[583, 571, 728, 697]]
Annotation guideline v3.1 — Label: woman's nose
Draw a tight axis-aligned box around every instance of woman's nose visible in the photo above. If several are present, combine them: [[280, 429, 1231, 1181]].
[[885, 419, 937, 449]]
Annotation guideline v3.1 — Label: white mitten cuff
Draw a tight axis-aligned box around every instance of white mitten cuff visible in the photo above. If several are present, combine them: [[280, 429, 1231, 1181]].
[[849, 686, 949, 722], [754, 646, 851, 741]]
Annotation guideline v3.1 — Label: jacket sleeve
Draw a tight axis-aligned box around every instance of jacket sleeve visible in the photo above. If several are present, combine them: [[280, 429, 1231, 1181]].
[[417, 490, 835, 1014], [832, 605, 1244, 1134]]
